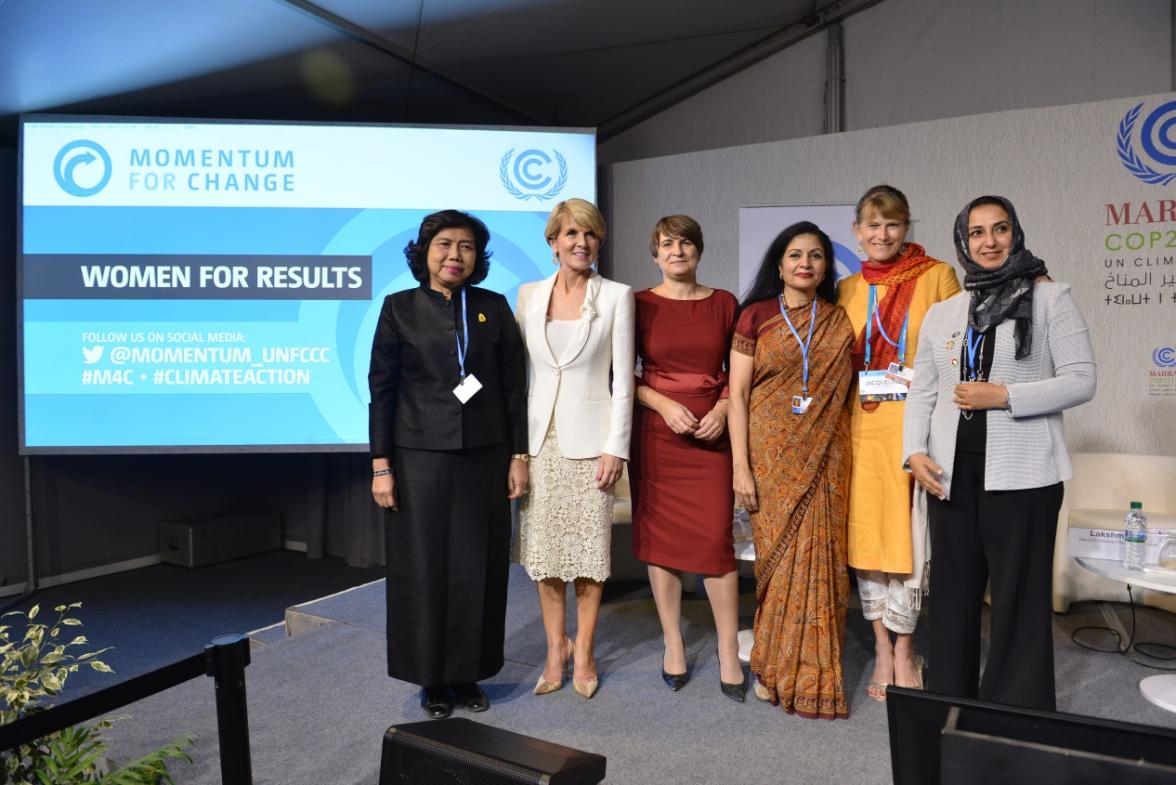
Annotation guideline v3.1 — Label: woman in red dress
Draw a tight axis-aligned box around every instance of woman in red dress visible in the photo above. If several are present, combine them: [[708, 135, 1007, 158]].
[[631, 215, 745, 702]]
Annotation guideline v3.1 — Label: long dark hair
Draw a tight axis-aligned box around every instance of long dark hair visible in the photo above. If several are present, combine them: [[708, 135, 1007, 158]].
[[404, 209, 493, 286], [740, 221, 838, 308]]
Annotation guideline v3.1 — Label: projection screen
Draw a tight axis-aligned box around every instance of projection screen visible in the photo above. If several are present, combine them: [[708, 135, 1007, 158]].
[[19, 115, 596, 453]]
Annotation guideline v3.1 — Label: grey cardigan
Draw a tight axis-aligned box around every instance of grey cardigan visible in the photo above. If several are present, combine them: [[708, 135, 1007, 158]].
[[902, 283, 1096, 496]]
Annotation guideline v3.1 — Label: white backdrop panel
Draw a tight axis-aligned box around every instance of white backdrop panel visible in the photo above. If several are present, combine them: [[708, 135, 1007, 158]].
[[607, 90, 1176, 455]]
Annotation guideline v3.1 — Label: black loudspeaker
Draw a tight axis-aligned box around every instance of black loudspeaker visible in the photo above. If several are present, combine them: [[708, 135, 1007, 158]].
[[887, 687, 1176, 785], [939, 705, 1176, 785], [379, 718, 606, 785]]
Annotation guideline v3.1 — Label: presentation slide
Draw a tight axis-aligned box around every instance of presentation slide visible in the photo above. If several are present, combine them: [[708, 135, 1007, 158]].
[[20, 117, 596, 452]]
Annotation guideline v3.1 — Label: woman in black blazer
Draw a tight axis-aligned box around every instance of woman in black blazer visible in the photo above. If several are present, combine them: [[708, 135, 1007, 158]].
[[368, 210, 529, 719]]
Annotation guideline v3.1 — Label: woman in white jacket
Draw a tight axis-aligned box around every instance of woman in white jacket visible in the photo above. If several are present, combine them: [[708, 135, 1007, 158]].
[[515, 198, 634, 700], [903, 195, 1095, 711]]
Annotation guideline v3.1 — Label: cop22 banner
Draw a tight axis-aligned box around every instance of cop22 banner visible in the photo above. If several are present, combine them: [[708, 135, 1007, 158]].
[[20, 116, 595, 452], [1102, 98, 1176, 403]]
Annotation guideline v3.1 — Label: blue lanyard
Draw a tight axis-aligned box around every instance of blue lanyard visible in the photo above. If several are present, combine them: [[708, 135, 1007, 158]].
[[864, 284, 910, 368], [455, 287, 470, 378], [779, 296, 818, 398], [964, 326, 984, 381]]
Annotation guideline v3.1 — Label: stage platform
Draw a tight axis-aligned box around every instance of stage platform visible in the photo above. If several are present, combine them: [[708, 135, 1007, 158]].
[[103, 565, 1176, 784]]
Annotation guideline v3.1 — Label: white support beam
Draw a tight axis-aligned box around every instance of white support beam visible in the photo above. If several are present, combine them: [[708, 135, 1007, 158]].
[[824, 22, 845, 134]]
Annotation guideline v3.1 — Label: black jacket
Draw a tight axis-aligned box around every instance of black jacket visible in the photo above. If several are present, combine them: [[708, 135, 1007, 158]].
[[368, 284, 527, 456]]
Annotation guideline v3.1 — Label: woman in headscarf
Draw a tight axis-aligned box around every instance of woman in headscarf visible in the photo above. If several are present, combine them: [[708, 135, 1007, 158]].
[[903, 195, 1096, 711], [838, 185, 960, 700]]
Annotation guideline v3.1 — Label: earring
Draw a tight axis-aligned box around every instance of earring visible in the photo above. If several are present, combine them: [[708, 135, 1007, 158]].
[[552, 252, 559, 265], [855, 244, 864, 255], [899, 243, 909, 256]]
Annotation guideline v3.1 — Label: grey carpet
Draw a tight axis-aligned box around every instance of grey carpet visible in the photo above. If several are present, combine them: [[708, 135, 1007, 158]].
[[97, 565, 1176, 784]]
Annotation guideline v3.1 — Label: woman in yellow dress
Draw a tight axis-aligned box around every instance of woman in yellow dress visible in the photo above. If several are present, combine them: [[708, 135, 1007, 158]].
[[837, 185, 960, 700]]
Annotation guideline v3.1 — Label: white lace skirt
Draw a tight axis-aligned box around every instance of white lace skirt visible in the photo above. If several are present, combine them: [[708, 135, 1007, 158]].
[[515, 423, 614, 582]]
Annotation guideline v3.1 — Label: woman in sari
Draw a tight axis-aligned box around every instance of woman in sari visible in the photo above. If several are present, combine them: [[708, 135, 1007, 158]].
[[728, 221, 854, 719]]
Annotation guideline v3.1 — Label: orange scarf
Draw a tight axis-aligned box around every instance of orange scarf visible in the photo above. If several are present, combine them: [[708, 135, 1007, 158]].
[[851, 243, 938, 372]]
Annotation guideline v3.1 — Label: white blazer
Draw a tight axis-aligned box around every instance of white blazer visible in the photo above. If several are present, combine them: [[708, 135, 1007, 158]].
[[516, 271, 635, 460]]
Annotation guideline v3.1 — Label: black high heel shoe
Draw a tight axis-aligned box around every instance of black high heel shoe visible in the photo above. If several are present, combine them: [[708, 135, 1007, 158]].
[[661, 636, 689, 691], [720, 677, 747, 703], [717, 647, 746, 703]]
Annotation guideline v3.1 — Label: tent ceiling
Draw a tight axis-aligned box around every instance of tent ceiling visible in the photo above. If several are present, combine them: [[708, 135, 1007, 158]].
[[0, 0, 848, 136]]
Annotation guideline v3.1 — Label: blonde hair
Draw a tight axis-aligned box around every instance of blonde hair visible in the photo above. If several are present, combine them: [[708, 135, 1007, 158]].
[[854, 184, 911, 225], [649, 214, 704, 257], [545, 198, 607, 244]]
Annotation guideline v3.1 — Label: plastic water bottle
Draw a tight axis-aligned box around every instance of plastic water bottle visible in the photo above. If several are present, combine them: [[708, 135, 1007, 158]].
[[1123, 501, 1148, 570]]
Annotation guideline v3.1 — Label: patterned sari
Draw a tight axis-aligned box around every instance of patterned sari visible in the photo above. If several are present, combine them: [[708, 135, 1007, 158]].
[[733, 297, 854, 719]]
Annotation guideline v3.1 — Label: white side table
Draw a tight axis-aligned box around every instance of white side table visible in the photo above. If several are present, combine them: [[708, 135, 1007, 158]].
[[1075, 556, 1176, 712]]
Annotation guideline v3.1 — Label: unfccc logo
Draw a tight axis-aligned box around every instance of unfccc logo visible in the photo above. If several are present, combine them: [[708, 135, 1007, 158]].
[[499, 148, 567, 201], [1154, 347, 1176, 368], [1117, 101, 1176, 186], [53, 139, 112, 197]]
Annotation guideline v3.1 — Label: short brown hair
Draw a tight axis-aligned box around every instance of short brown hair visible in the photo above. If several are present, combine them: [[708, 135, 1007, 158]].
[[545, 198, 606, 244], [854, 184, 911, 225], [649, 215, 704, 257]]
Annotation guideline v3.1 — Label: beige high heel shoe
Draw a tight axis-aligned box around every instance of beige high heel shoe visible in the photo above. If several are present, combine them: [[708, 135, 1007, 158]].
[[572, 676, 599, 699], [571, 639, 599, 699], [533, 636, 573, 695]]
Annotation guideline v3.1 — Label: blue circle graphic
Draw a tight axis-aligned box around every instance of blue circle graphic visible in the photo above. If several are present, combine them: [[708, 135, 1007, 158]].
[[832, 240, 861, 281], [53, 139, 112, 197], [512, 149, 553, 191], [1140, 101, 1176, 167]]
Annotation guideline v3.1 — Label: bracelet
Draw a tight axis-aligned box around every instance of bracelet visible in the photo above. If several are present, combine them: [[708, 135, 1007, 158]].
[[373, 468, 392, 477], [511, 453, 530, 463]]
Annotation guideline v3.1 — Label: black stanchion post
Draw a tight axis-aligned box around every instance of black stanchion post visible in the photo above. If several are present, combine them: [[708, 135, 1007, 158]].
[[205, 634, 253, 785]]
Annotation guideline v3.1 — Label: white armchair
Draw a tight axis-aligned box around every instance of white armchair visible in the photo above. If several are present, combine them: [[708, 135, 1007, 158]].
[[1053, 452, 1176, 613]]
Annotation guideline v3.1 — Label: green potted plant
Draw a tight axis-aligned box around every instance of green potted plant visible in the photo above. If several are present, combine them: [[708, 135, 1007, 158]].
[[1, 603, 192, 784]]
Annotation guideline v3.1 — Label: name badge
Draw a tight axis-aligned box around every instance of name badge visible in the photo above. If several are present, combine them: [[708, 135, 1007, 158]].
[[453, 374, 483, 404], [884, 362, 914, 388], [791, 395, 813, 415], [858, 369, 908, 403]]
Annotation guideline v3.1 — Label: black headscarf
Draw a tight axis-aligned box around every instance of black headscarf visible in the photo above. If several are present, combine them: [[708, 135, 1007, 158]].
[[953, 195, 1048, 360]]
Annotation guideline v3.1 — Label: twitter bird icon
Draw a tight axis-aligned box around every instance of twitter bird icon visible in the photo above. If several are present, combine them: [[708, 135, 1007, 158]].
[[82, 345, 104, 364]]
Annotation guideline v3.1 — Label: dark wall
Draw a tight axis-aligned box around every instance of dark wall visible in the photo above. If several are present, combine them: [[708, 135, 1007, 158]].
[[0, 48, 540, 583], [0, 142, 355, 581], [27, 453, 335, 575], [0, 148, 27, 588]]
